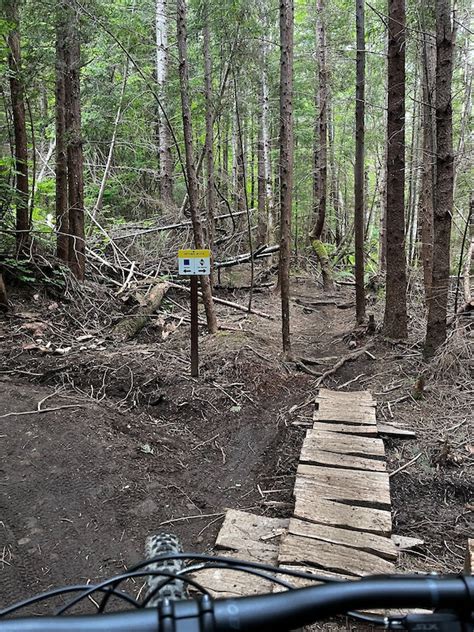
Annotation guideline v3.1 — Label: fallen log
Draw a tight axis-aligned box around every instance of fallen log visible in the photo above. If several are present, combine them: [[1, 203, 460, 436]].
[[215, 245, 279, 269], [111, 282, 169, 340], [310, 342, 375, 387], [168, 281, 273, 320]]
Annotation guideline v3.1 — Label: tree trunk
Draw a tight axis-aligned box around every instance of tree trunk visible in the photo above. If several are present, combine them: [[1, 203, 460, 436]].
[[64, 3, 85, 281], [261, 36, 274, 244], [6, 0, 29, 255], [55, 7, 69, 263], [424, 0, 454, 358], [419, 21, 436, 301], [0, 272, 8, 311], [156, 0, 173, 202], [383, 0, 408, 339], [203, 14, 215, 283], [279, 0, 294, 357], [311, 0, 328, 241], [354, 0, 366, 324], [176, 0, 217, 334]]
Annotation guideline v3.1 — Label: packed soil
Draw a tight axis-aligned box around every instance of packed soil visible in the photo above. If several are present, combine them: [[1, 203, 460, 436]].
[[0, 271, 472, 622]]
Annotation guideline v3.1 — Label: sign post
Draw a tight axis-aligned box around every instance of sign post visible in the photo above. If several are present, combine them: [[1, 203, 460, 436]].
[[178, 249, 211, 377]]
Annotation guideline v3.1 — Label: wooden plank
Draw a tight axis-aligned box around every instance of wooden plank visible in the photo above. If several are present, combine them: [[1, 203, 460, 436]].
[[193, 510, 289, 597], [296, 464, 391, 507], [294, 495, 392, 535], [272, 565, 352, 591], [278, 533, 395, 577], [318, 388, 374, 403], [305, 429, 386, 457], [192, 557, 274, 598], [300, 447, 386, 472], [391, 534, 424, 552], [314, 406, 377, 424], [312, 421, 379, 437], [378, 422, 417, 438], [288, 518, 397, 560], [215, 509, 288, 563]]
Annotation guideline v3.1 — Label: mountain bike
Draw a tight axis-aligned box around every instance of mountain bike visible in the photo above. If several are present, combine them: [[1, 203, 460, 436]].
[[1, 532, 473, 631]]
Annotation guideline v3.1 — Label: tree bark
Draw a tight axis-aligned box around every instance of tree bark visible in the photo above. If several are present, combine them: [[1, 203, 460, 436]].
[[311, 0, 328, 241], [419, 26, 436, 301], [64, 2, 85, 281], [261, 35, 274, 244], [279, 0, 294, 357], [203, 14, 215, 275], [156, 0, 173, 202], [354, 0, 366, 324], [424, 0, 454, 358], [383, 0, 408, 339], [6, 0, 30, 256], [176, 0, 217, 334], [55, 7, 69, 263]]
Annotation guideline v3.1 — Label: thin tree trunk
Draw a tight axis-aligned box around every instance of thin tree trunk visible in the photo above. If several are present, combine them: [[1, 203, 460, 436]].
[[6, 0, 29, 255], [88, 57, 129, 233], [65, 2, 85, 281], [156, 0, 173, 202], [424, 0, 454, 358], [383, 0, 408, 339], [279, 0, 294, 357], [176, 0, 217, 334], [261, 34, 274, 243], [203, 14, 215, 285], [311, 0, 328, 241], [55, 8, 68, 262], [354, 0, 366, 324]]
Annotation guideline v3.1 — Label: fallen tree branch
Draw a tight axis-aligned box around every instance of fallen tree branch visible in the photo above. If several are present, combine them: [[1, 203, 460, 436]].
[[215, 244, 280, 269], [311, 342, 375, 387], [168, 282, 273, 319]]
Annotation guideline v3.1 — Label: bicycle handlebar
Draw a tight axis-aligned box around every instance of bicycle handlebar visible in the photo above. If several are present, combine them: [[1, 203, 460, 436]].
[[2, 576, 473, 632]]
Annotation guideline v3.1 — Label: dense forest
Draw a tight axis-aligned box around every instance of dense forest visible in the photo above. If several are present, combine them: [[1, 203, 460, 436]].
[[0, 0, 473, 618], [1, 0, 472, 354]]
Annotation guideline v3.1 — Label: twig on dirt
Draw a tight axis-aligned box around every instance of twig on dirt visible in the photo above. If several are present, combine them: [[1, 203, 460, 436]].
[[313, 342, 375, 387], [0, 404, 84, 418], [159, 512, 225, 527], [337, 373, 365, 389], [212, 382, 240, 405], [389, 452, 423, 478], [294, 360, 322, 377], [191, 433, 219, 451]]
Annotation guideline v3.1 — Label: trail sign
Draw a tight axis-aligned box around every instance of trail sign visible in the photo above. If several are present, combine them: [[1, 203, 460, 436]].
[[177, 249, 212, 378], [178, 249, 211, 276]]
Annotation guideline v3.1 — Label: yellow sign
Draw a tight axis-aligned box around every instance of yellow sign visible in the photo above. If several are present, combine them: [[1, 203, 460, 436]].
[[178, 249, 210, 258]]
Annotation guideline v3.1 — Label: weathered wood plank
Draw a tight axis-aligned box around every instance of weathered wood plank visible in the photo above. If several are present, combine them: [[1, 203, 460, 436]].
[[272, 565, 352, 591], [293, 495, 392, 535], [288, 518, 397, 560], [391, 534, 424, 552], [300, 447, 386, 471], [317, 388, 375, 406], [314, 406, 377, 424], [378, 422, 417, 438], [296, 464, 391, 507], [215, 509, 288, 563], [278, 533, 395, 577], [305, 429, 386, 457], [312, 421, 379, 436]]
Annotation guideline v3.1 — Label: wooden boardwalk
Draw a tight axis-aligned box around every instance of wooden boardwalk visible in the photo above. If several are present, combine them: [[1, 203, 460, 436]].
[[279, 388, 397, 577], [199, 388, 398, 595]]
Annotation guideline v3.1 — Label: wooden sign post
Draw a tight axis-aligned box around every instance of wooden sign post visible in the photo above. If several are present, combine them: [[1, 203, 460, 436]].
[[178, 249, 211, 377]]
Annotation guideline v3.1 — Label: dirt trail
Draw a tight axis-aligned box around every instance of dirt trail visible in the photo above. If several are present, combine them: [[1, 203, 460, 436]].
[[0, 278, 354, 609]]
